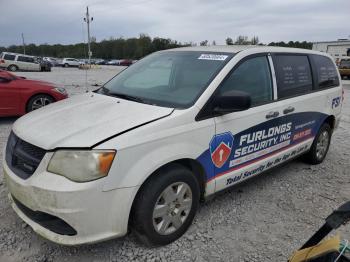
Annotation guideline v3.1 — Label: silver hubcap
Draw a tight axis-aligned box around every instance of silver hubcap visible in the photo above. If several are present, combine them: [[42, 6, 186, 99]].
[[153, 182, 192, 235], [31, 97, 51, 110], [316, 130, 329, 160]]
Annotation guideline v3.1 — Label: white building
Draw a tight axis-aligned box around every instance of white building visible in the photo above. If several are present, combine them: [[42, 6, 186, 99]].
[[312, 39, 350, 61]]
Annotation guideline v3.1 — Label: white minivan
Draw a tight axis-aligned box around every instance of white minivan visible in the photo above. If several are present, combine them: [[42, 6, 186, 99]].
[[0, 52, 41, 72], [3, 46, 343, 246]]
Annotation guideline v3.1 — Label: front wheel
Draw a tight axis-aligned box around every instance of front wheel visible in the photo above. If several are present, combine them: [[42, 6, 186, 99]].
[[132, 164, 200, 246], [303, 123, 332, 164], [26, 94, 54, 112]]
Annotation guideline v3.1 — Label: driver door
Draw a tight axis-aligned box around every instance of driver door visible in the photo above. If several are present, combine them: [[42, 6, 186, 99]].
[[211, 55, 283, 192], [0, 77, 21, 116]]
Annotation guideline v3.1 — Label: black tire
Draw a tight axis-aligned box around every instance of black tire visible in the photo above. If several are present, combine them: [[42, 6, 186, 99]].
[[303, 123, 332, 165], [26, 94, 54, 112], [132, 164, 200, 246], [64, 63, 69, 68], [8, 65, 18, 72]]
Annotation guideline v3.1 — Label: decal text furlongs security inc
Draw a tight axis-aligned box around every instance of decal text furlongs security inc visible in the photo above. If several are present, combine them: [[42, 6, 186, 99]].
[[233, 123, 292, 158]]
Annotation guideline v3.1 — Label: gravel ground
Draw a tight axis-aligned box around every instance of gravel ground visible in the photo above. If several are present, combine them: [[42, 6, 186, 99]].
[[0, 68, 350, 262]]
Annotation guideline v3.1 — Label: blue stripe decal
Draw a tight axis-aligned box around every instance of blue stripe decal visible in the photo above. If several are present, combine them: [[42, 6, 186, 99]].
[[198, 112, 329, 181]]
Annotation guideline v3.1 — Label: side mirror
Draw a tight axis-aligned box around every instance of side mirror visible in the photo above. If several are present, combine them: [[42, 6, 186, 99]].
[[213, 90, 251, 114]]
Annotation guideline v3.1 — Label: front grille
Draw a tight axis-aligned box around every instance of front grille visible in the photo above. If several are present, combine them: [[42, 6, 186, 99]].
[[12, 196, 77, 236], [5, 132, 46, 179]]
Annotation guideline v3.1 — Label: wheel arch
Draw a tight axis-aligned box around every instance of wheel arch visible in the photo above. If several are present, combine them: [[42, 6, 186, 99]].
[[324, 115, 336, 130], [128, 158, 207, 227]]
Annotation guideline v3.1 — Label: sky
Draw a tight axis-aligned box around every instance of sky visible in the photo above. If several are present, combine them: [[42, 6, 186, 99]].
[[0, 0, 349, 47]]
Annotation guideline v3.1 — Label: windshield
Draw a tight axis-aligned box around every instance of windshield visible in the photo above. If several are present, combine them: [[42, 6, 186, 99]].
[[99, 51, 233, 108]]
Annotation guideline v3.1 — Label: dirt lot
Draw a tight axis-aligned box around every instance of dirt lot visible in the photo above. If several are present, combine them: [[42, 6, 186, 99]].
[[0, 67, 350, 262]]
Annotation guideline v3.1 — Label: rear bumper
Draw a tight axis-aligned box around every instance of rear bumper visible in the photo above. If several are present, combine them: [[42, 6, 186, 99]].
[[3, 157, 139, 245]]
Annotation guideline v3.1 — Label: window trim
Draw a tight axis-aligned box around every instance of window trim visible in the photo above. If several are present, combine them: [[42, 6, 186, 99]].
[[267, 54, 278, 100], [196, 53, 275, 121]]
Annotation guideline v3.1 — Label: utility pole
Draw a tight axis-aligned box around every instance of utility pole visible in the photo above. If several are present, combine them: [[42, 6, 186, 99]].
[[21, 33, 26, 55], [83, 6, 93, 66]]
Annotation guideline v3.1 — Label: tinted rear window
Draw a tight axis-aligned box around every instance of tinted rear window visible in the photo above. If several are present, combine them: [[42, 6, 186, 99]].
[[312, 55, 339, 89], [273, 55, 313, 99], [4, 54, 16, 61]]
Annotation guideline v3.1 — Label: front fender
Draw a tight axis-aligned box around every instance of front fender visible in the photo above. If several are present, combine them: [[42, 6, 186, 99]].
[[100, 125, 215, 196], [102, 139, 209, 191]]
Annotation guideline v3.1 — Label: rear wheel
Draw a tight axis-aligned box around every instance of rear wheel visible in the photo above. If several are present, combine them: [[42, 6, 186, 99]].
[[8, 65, 18, 72], [132, 164, 200, 246], [26, 94, 54, 112], [303, 123, 332, 164]]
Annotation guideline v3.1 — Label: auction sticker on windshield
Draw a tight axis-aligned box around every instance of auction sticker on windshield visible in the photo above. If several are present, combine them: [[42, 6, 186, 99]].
[[198, 54, 228, 61]]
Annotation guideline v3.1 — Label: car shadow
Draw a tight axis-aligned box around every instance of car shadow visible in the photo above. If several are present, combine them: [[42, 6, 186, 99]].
[[0, 117, 18, 125]]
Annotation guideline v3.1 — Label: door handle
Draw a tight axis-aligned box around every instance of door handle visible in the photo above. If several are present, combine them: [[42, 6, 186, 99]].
[[283, 106, 295, 114], [265, 111, 279, 119]]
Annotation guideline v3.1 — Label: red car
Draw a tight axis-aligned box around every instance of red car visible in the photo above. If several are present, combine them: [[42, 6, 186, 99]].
[[0, 70, 68, 117], [119, 59, 133, 66]]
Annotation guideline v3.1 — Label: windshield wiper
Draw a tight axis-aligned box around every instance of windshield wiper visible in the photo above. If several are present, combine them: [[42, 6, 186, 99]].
[[108, 92, 147, 103]]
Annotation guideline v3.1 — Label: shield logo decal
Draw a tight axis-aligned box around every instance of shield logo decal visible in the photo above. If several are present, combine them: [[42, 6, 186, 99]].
[[210, 132, 234, 168]]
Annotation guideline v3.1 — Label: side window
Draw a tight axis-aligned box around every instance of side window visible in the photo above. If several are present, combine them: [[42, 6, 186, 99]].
[[17, 56, 27, 62], [17, 56, 35, 63], [4, 54, 16, 61], [311, 55, 339, 89], [26, 57, 35, 63], [218, 56, 273, 106], [273, 55, 312, 99]]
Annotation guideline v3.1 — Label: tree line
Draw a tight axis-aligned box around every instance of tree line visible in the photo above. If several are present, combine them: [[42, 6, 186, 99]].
[[0, 34, 185, 59], [0, 34, 313, 59]]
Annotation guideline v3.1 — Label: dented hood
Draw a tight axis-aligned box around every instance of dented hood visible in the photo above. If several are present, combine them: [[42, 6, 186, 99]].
[[13, 93, 173, 149]]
